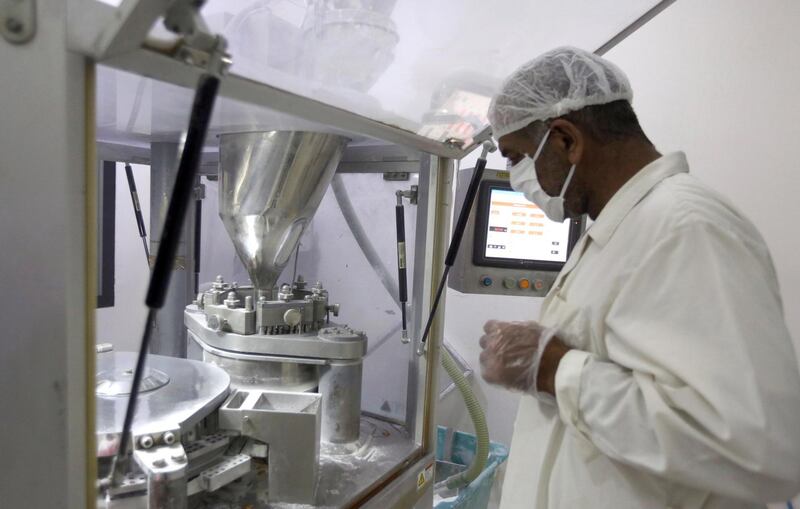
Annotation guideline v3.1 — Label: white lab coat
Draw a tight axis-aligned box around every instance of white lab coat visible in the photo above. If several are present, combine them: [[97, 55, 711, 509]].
[[499, 152, 800, 509]]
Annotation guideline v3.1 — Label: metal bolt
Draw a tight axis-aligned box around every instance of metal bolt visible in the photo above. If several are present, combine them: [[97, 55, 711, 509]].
[[225, 291, 240, 308], [139, 436, 154, 449], [215, 275, 224, 283], [278, 284, 294, 302], [207, 314, 221, 331], [96, 343, 113, 354], [5, 18, 23, 34], [163, 431, 176, 445], [245, 295, 254, 311]]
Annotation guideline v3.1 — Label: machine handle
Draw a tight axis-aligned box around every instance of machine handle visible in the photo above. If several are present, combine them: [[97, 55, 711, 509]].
[[194, 199, 202, 294], [124, 163, 147, 239], [444, 157, 487, 267], [418, 156, 488, 354], [395, 203, 409, 341], [114, 73, 220, 479], [395, 204, 408, 304], [124, 163, 151, 262]]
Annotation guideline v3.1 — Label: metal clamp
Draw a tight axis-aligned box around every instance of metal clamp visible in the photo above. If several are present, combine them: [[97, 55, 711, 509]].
[[396, 185, 419, 206], [1, 0, 35, 44], [162, 0, 231, 77]]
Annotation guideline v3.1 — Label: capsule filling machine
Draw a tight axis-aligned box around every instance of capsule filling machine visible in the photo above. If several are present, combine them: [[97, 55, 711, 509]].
[[96, 128, 450, 508]]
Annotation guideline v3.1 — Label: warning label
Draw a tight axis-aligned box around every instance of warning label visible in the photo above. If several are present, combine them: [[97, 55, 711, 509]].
[[417, 462, 434, 491]]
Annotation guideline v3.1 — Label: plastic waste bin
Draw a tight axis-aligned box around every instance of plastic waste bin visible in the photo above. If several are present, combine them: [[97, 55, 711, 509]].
[[434, 426, 509, 509]]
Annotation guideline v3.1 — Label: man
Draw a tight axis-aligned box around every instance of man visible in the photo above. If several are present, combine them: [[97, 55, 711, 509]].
[[479, 46, 800, 508]]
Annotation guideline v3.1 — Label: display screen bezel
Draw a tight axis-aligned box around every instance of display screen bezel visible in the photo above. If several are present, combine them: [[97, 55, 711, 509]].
[[472, 179, 582, 271]]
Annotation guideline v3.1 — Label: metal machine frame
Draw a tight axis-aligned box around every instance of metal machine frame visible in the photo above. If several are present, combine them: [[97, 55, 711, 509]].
[[0, 0, 676, 506]]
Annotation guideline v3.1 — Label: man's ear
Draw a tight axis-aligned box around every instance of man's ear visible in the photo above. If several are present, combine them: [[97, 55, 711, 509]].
[[548, 118, 584, 166]]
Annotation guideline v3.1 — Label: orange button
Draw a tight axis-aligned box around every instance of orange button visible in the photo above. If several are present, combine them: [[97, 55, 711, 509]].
[[518, 278, 530, 289]]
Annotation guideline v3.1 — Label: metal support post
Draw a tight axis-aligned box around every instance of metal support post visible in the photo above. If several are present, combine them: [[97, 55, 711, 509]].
[[149, 141, 196, 357], [319, 359, 363, 443]]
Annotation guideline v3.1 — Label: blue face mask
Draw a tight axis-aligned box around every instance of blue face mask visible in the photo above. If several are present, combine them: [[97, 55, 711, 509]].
[[507, 129, 576, 223]]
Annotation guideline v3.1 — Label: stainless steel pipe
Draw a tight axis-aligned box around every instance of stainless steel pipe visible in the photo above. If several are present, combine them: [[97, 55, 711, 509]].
[[319, 359, 363, 443]]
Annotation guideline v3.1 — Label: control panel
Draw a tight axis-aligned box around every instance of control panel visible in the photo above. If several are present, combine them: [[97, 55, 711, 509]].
[[448, 167, 583, 297]]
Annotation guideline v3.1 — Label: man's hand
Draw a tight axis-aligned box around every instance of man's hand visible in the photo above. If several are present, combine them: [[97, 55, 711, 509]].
[[479, 320, 571, 398]]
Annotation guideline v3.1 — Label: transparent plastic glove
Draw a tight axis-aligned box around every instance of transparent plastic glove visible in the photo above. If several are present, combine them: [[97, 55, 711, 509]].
[[479, 320, 558, 402]]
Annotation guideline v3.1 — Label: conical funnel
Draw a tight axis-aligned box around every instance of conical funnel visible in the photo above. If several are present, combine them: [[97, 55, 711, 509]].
[[218, 131, 350, 291]]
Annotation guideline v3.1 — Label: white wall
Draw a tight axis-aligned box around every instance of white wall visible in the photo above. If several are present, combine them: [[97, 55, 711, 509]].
[[440, 0, 800, 504], [95, 163, 151, 352], [607, 0, 800, 344]]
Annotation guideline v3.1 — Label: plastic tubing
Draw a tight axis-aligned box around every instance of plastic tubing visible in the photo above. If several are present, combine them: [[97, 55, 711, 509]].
[[440, 346, 490, 489]]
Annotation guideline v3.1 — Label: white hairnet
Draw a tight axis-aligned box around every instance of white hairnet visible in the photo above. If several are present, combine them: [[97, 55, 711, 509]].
[[489, 47, 633, 139]]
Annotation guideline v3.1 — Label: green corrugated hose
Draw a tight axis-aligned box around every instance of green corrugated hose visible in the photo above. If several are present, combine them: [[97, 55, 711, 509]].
[[440, 347, 490, 489]]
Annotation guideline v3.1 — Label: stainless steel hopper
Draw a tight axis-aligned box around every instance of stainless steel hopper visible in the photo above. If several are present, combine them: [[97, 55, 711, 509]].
[[218, 131, 350, 292]]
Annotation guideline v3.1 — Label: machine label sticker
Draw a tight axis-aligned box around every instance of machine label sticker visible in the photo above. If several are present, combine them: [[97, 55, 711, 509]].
[[417, 462, 434, 491], [397, 242, 407, 269], [496, 171, 510, 180]]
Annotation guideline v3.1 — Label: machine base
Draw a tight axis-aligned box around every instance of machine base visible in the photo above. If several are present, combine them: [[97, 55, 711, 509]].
[[191, 415, 419, 508]]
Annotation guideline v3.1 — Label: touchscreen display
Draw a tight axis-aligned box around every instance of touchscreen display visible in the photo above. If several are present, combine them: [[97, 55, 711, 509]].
[[484, 188, 571, 263]]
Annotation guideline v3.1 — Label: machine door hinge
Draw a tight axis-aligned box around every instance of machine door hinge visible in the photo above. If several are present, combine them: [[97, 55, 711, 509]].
[[1, 0, 36, 44], [396, 185, 419, 205]]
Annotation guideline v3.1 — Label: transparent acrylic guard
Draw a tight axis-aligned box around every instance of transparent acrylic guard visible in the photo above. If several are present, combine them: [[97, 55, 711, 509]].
[[96, 64, 369, 148], [202, 0, 660, 144], [100, 0, 661, 147]]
